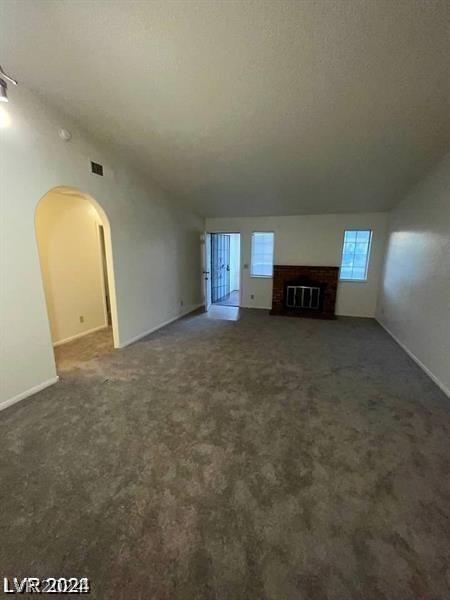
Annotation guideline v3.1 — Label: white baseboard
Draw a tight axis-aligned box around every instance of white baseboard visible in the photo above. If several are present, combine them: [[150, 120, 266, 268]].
[[1, 376, 59, 412], [118, 303, 204, 349], [377, 319, 449, 398], [53, 324, 108, 347]]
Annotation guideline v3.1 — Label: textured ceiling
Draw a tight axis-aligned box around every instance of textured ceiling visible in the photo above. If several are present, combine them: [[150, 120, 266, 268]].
[[1, 0, 449, 217]]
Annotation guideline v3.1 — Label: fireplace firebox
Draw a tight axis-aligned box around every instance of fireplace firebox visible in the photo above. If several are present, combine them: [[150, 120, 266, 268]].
[[286, 285, 321, 310], [270, 265, 339, 319]]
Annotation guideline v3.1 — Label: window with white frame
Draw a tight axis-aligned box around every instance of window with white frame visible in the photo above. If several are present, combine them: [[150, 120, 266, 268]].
[[251, 232, 274, 277], [340, 230, 372, 281]]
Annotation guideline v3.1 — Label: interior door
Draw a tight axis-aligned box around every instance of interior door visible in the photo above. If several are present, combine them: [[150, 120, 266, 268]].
[[201, 232, 212, 310], [211, 233, 231, 303]]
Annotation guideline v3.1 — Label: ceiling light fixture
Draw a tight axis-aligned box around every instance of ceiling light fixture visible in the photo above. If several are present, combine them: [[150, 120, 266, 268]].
[[0, 65, 18, 103]]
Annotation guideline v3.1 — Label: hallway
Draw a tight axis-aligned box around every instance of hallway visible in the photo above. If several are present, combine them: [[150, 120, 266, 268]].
[[54, 327, 114, 373]]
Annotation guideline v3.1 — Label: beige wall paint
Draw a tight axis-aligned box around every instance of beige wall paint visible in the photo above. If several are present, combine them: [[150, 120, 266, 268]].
[[0, 87, 203, 407], [377, 153, 450, 396], [206, 213, 388, 317], [36, 191, 106, 345]]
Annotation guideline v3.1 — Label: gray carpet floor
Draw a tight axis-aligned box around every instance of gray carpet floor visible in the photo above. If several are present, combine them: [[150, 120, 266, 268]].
[[1, 309, 449, 600]]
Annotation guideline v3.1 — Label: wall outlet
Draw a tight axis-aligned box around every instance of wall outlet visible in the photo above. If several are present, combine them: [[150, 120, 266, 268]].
[[250, 294, 255, 300], [80, 315, 84, 323], [180, 300, 184, 307]]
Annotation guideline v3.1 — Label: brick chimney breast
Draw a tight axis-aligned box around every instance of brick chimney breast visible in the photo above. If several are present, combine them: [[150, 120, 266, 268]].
[[270, 265, 339, 319]]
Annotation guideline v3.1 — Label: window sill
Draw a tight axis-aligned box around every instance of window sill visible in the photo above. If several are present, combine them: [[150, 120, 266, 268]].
[[250, 275, 273, 279], [339, 278, 368, 283]]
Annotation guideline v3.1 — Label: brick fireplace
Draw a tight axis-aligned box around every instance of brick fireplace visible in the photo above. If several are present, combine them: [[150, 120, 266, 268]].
[[270, 265, 339, 319]]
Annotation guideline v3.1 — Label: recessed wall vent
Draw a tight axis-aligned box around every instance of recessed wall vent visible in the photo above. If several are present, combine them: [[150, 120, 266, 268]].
[[91, 161, 103, 176]]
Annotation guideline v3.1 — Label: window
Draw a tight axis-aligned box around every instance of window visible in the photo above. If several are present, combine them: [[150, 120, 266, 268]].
[[251, 232, 274, 277], [340, 230, 372, 281]]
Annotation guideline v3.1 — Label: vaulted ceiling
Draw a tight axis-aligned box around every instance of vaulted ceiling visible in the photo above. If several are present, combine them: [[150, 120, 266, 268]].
[[1, 0, 449, 216]]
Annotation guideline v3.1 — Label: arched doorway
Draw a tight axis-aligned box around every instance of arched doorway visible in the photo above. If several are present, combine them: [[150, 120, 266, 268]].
[[35, 186, 119, 371]]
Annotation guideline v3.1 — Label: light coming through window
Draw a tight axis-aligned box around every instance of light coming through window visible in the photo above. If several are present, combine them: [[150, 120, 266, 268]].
[[340, 230, 372, 281], [251, 232, 274, 277]]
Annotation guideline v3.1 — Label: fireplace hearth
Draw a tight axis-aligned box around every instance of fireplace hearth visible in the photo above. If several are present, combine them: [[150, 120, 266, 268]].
[[270, 265, 339, 319]]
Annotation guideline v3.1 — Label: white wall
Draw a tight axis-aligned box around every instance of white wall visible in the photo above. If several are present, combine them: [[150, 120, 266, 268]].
[[206, 213, 388, 316], [36, 191, 106, 345], [0, 89, 203, 407], [377, 153, 450, 396]]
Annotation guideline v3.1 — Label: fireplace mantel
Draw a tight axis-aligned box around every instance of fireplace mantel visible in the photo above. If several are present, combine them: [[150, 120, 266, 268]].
[[270, 265, 339, 319]]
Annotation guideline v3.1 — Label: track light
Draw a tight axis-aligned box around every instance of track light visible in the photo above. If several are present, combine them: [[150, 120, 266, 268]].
[[0, 65, 18, 102]]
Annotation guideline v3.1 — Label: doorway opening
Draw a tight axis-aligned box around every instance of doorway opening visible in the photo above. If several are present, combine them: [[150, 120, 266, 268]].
[[35, 186, 119, 373], [210, 233, 241, 307]]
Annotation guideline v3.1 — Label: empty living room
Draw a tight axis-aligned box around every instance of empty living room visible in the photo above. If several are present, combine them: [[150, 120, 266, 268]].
[[1, 1, 449, 598]]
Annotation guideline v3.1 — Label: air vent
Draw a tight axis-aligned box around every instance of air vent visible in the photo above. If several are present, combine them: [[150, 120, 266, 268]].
[[91, 161, 103, 176]]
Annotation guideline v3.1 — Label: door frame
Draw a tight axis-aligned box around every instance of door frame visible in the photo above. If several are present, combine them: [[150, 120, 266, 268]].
[[97, 223, 112, 326], [205, 231, 241, 308], [201, 232, 212, 310]]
